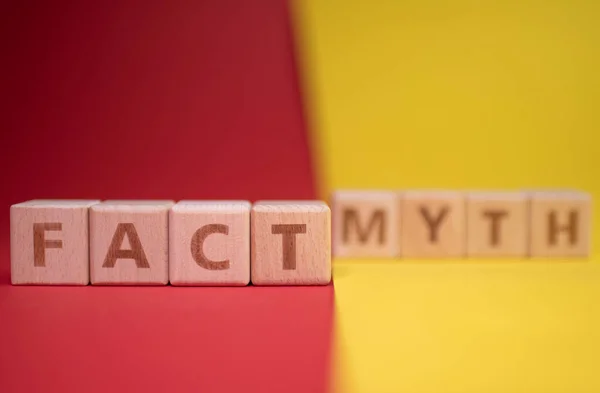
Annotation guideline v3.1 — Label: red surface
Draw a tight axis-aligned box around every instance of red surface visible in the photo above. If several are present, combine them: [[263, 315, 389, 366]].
[[0, 1, 333, 392]]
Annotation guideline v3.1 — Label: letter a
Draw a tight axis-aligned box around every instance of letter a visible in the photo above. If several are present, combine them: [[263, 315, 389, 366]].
[[103, 223, 150, 268]]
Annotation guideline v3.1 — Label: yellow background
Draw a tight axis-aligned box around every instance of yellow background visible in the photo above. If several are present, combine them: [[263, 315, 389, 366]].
[[292, 1, 600, 392]]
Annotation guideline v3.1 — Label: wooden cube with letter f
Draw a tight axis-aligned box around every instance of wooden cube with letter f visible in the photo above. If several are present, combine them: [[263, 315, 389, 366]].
[[251, 201, 331, 285], [10, 200, 100, 285]]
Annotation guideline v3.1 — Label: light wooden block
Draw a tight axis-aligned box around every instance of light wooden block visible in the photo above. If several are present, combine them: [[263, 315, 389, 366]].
[[331, 190, 399, 258], [401, 191, 466, 258], [529, 191, 591, 257], [466, 192, 528, 257], [90, 200, 174, 285], [10, 200, 100, 285], [169, 201, 250, 286], [251, 201, 331, 285]]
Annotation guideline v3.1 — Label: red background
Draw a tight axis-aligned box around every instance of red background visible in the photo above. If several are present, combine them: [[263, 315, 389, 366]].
[[0, 1, 334, 392]]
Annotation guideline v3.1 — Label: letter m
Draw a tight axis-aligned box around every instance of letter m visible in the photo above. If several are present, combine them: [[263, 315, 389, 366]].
[[342, 209, 386, 244]]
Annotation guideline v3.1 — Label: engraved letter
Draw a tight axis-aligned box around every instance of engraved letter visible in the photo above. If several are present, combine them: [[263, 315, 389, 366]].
[[103, 223, 150, 268], [548, 210, 578, 246], [482, 210, 508, 246], [342, 209, 386, 244], [272, 224, 307, 270], [419, 206, 449, 243], [191, 224, 230, 270], [33, 223, 62, 267]]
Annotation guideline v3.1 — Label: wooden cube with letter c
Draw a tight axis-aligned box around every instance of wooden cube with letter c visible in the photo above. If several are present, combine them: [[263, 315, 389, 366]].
[[90, 200, 174, 285], [10, 200, 100, 285], [251, 201, 331, 285], [169, 201, 250, 286]]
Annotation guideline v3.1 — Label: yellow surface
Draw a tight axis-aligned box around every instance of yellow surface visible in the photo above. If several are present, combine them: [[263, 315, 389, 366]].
[[292, 1, 600, 392], [293, 0, 599, 210], [333, 261, 600, 393]]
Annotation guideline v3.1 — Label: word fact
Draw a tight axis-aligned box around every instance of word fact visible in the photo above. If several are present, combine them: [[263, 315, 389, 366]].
[[10, 200, 331, 286]]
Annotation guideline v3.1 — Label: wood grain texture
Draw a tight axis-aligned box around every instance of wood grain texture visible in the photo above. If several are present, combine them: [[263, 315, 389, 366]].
[[529, 191, 591, 257], [10, 200, 100, 285], [401, 191, 466, 258], [331, 190, 399, 258], [90, 200, 174, 285], [466, 192, 528, 257], [251, 201, 331, 285], [169, 201, 250, 286]]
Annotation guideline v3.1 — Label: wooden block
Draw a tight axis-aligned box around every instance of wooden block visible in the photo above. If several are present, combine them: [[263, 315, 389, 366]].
[[10, 200, 100, 285], [169, 201, 250, 286], [401, 191, 466, 258], [466, 192, 528, 257], [529, 191, 591, 257], [331, 190, 399, 258], [251, 201, 331, 285], [90, 200, 174, 285]]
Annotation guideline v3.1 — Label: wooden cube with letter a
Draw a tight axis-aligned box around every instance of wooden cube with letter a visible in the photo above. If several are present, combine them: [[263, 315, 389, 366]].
[[251, 201, 331, 285], [466, 192, 528, 257], [529, 191, 591, 257], [401, 191, 466, 258], [10, 200, 100, 285], [90, 200, 174, 285], [331, 190, 399, 258], [169, 201, 250, 286]]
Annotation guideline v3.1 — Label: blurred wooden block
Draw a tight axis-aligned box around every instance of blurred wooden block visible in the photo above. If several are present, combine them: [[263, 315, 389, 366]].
[[529, 191, 591, 257], [10, 200, 100, 285], [251, 201, 331, 285], [331, 190, 399, 258], [466, 192, 528, 257], [169, 201, 250, 286], [401, 191, 466, 258], [90, 200, 174, 285]]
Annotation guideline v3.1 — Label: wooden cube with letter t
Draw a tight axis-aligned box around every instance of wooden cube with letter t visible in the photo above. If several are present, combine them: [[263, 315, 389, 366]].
[[331, 190, 399, 258], [529, 191, 591, 257], [251, 201, 331, 285], [466, 192, 528, 257], [10, 200, 100, 285], [90, 200, 174, 285]]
